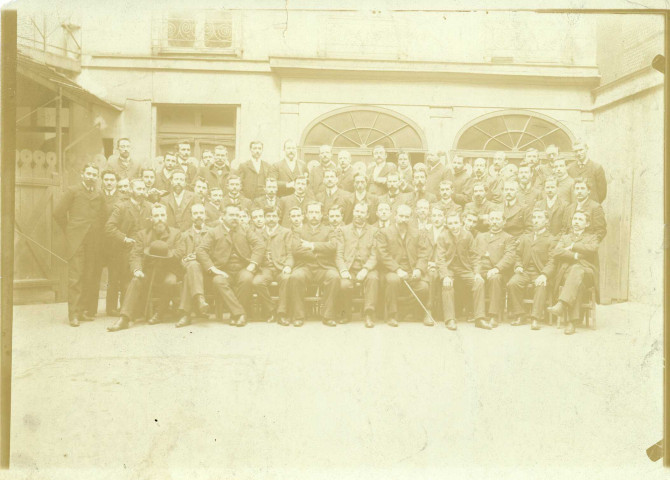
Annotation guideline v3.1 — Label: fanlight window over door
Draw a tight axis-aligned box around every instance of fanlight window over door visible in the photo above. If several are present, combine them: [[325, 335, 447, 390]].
[[454, 110, 575, 161], [301, 107, 426, 165]]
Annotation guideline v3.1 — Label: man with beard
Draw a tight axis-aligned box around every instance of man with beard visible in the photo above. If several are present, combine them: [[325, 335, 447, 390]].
[[54, 163, 106, 326], [473, 209, 515, 327], [253, 206, 294, 326], [154, 151, 179, 193], [352, 173, 378, 225], [309, 144, 337, 196], [506, 208, 557, 330], [412, 199, 432, 231], [107, 203, 183, 331], [450, 155, 471, 206], [317, 168, 354, 224], [161, 170, 196, 231], [437, 212, 488, 330], [487, 151, 507, 204], [249, 207, 266, 235], [288, 202, 341, 327], [276, 139, 307, 197], [534, 176, 566, 236], [238, 140, 274, 200], [337, 150, 356, 192], [254, 177, 281, 218], [141, 168, 165, 203], [423, 205, 447, 326], [562, 179, 607, 242], [402, 166, 438, 208], [433, 180, 463, 219], [197, 145, 230, 193], [502, 180, 531, 239], [200, 149, 214, 168], [567, 140, 607, 203], [279, 175, 314, 228], [425, 151, 453, 198], [396, 150, 414, 193], [468, 157, 491, 196], [196, 205, 265, 327], [105, 179, 153, 313], [517, 164, 541, 208], [548, 211, 600, 335], [175, 203, 211, 328], [106, 138, 139, 180], [552, 157, 575, 205], [221, 174, 253, 214], [464, 182, 498, 235], [176, 140, 198, 180], [337, 202, 378, 327], [367, 145, 397, 196], [287, 206, 304, 233], [193, 177, 209, 204], [378, 172, 406, 215], [376, 204, 430, 327], [205, 187, 224, 227], [525, 148, 553, 192]]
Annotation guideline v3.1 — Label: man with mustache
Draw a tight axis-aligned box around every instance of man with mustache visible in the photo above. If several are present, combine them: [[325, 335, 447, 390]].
[[502, 180, 532, 239], [525, 148, 553, 192], [107, 203, 183, 331], [562, 178, 607, 242], [253, 177, 281, 218], [567, 140, 607, 203], [154, 151, 179, 193], [425, 151, 453, 198], [517, 164, 541, 208], [402, 165, 438, 208], [534, 176, 566, 236], [487, 151, 507, 204], [450, 155, 472, 206], [367, 145, 397, 196], [309, 144, 337, 196], [140, 168, 166, 203], [352, 173, 379, 225], [464, 182, 498, 235], [54, 163, 106, 327], [396, 150, 414, 193], [552, 157, 575, 205], [176, 140, 198, 181], [160, 170, 196, 231], [106, 137, 139, 180], [378, 172, 406, 215], [433, 180, 463, 219], [197, 145, 230, 194], [193, 177, 209, 204], [337, 150, 355, 193], [196, 205, 265, 327], [276, 139, 307, 197], [279, 175, 314, 228], [221, 175, 253, 214], [287, 206, 304, 233], [317, 168, 354, 224], [238, 140, 274, 200]]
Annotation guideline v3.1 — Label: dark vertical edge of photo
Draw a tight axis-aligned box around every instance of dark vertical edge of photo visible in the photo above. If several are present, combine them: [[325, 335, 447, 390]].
[[0, 7, 16, 470]]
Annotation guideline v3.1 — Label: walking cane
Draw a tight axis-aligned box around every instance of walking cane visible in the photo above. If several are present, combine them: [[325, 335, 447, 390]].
[[143, 266, 157, 321], [403, 278, 435, 323]]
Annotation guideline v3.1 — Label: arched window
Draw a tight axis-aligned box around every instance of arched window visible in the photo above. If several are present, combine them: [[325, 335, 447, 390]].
[[453, 110, 576, 161], [300, 106, 427, 165]]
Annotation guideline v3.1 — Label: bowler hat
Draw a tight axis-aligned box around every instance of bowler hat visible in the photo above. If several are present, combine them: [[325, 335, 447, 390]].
[[144, 240, 171, 259]]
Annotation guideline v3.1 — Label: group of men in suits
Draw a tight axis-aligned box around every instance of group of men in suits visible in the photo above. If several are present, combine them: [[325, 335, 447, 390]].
[[53, 138, 607, 335]]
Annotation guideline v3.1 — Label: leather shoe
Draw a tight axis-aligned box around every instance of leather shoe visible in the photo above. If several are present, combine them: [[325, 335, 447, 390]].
[[278, 317, 290, 326], [511, 317, 523, 326], [81, 312, 95, 322], [423, 315, 435, 326], [446, 319, 457, 330], [364, 314, 374, 328], [490, 317, 499, 328], [323, 319, 337, 327], [196, 296, 210, 315], [176, 316, 191, 328], [564, 321, 576, 335], [107, 316, 129, 332], [548, 301, 566, 317], [531, 319, 540, 330], [387, 317, 398, 327], [475, 318, 492, 330], [147, 313, 161, 325], [292, 318, 304, 327], [236, 315, 247, 327], [69, 316, 80, 327]]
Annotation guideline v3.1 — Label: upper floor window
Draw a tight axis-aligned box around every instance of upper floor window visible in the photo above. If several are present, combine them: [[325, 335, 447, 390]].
[[153, 10, 241, 56]]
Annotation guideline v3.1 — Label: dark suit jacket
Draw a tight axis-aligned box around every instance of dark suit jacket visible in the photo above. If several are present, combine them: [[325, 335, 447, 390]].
[[400, 190, 438, 209], [238, 159, 274, 200], [279, 193, 316, 227], [129, 226, 183, 274], [397, 166, 414, 193], [275, 159, 307, 197], [487, 174, 505, 204], [376, 224, 428, 274], [552, 231, 600, 299], [567, 159, 607, 203], [220, 194, 254, 214], [153, 169, 173, 194], [367, 162, 397, 196], [426, 163, 453, 197], [160, 190, 197, 231], [53, 183, 105, 259], [336, 223, 377, 273], [337, 167, 355, 193], [473, 230, 515, 274], [517, 184, 541, 209], [308, 161, 337, 195], [378, 191, 407, 215], [503, 200, 531, 238], [179, 226, 210, 258], [317, 188, 355, 224], [534, 197, 566, 236], [196, 164, 230, 193], [556, 176, 575, 205], [422, 226, 446, 263], [464, 199, 501, 234], [292, 224, 338, 269], [514, 230, 557, 277], [561, 199, 607, 242], [105, 198, 153, 247], [105, 155, 140, 180], [253, 196, 282, 218], [196, 223, 265, 271], [431, 199, 463, 219], [204, 202, 222, 227], [436, 229, 479, 278], [451, 169, 472, 206], [261, 225, 294, 270], [352, 191, 379, 224]]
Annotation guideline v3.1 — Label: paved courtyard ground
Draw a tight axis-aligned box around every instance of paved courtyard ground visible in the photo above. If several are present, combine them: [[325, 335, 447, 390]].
[[4, 300, 666, 480]]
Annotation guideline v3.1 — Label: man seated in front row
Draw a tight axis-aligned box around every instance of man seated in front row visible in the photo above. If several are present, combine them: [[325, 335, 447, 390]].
[[196, 205, 265, 327], [436, 212, 487, 330], [175, 203, 211, 328], [376, 204, 430, 327], [288, 201, 341, 327], [548, 211, 600, 335], [506, 208, 557, 330], [107, 203, 182, 332], [337, 202, 379, 328]]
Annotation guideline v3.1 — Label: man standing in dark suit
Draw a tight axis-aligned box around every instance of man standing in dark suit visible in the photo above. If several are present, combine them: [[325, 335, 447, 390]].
[[107, 203, 183, 331], [196, 204, 265, 327], [549, 210, 600, 335], [253, 177, 281, 217], [317, 168, 354, 224], [176, 140, 198, 180], [337, 150, 356, 193], [552, 157, 575, 205], [534, 177, 566, 236], [562, 178, 607, 243], [502, 180, 531, 239], [402, 167, 438, 208], [288, 202, 341, 327], [377, 172, 406, 215], [253, 206, 294, 326], [154, 151, 178, 194], [450, 155, 471, 206], [437, 212, 487, 330], [425, 151, 452, 198], [473, 209, 515, 327], [204, 187, 223, 227], [487, 152, 507, 204], [376, 204, 430, 327], [276, 139, 307, 197], [53, 163, 106, 326], [337, 202, 378, 327], [525, 148, 553, 192], [105, 138, 140, 180], [352, 173, 378, 225], [220, 174, 253, 215], [238, 140, 274, 200], [517, 164, 541, 208], [464, 181, 498, 235], [367, 145, 397, 196], [196, 145, 230, 194], [568, 140, 607, 203], [160, 170, 196, 231], [279, 175, 313, 228], [433, 180, 463, 219], [309, 144, 337, 196], [396, 150, 414, 193], [506, 208, 557, 330]]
